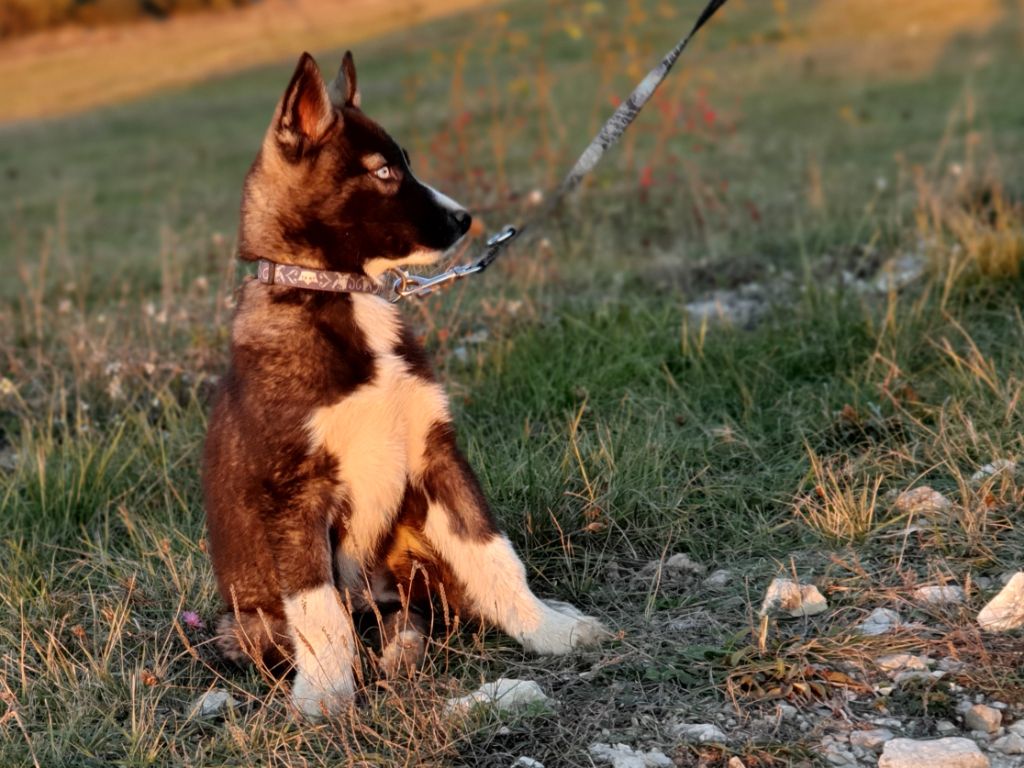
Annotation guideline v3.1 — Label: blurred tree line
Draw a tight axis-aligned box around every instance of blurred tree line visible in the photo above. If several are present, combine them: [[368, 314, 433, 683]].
[[0, 0, 258, 39]]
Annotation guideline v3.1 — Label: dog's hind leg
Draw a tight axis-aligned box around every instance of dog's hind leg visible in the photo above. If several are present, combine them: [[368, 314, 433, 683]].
[[362, 607, 429, 679], [411, 422, 609, 654]]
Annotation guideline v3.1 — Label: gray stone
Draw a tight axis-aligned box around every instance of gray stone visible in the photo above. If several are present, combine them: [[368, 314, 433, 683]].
[[1008, 721, 1024, 737], [778, 703, 798, 721], [819, 736, 859, 767], [978, 573, 1024, 631], [672, 722, 728, 743], [936, 721, 958, 735], [879, 738, 989, 768], [991, 734, 1024, 755], [190, 689, 239, 718], [588, 743, 673, 768], [914, 585, 966, 606], [849, 728, 895, 751], [971, 460, 1016, 482], [965, 704, 1002, 734], [858, 608, 903, 636], [664, 553, 706, 574], [703, 569, 733, 589], [513, 759, 546, 768], [639, 553, 705, 582], [685, 292, 763, 327], [759, 578, 828, 618], [874, 254, 926, 291], [445, 678, 552, 714]]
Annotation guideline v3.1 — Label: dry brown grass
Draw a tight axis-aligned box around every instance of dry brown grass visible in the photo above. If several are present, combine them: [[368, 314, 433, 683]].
[[0, 0, 499, 124]]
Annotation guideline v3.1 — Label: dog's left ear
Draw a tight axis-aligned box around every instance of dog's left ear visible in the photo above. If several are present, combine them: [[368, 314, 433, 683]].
[[277, 52, 334, 154], [330, 50, 361, 109]]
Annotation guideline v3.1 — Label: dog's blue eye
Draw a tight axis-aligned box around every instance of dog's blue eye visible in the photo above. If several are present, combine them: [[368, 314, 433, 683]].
[[374, 166, 391, 180]]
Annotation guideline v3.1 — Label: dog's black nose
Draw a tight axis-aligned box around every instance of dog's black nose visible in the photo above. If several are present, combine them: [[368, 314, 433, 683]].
[[451, 209, 472, 236]]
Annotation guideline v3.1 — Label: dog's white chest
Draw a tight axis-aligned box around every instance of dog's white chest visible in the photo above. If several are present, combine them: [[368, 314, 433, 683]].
[[306, 294, 449, 565]]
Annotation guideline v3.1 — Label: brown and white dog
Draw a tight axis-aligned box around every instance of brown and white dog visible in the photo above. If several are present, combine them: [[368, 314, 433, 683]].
[[203, 51, 607, 717]]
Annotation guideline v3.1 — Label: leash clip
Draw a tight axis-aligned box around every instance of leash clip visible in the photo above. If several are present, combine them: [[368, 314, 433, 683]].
[[486, 225, 517, 249], [389, 262, 482, 302], [389, 225, 518, 302]]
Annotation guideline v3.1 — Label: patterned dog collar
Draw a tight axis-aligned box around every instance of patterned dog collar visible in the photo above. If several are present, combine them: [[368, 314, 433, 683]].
[[256, 259, 386, 296]]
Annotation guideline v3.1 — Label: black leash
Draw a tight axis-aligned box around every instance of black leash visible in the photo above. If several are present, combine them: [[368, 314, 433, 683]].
[[391, 0, 729, 301]]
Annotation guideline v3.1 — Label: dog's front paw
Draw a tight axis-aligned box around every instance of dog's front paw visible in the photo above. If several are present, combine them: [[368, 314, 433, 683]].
[[521, 600, 610, 655], [291, 669, 355, 718]]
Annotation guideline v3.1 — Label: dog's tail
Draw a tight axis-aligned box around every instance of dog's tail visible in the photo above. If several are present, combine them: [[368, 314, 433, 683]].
[[214, 609, 293, 676]]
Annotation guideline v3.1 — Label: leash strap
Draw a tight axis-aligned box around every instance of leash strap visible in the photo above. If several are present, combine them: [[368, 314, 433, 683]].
[[392, 0, 729, 300]]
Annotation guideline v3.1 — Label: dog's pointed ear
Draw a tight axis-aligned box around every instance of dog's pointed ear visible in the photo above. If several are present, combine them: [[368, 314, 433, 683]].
[[330, 50, 361, 109], [277, 52, 334, 151]]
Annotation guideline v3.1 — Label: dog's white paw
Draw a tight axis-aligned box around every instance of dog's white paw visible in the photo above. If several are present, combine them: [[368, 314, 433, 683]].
[[291, 668, 355, 718], [520, 600, 610, 655]]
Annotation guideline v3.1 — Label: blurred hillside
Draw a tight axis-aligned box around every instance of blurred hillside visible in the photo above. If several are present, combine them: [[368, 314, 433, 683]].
[[0, 0, 496, 122], [1, 0, 256, 39]]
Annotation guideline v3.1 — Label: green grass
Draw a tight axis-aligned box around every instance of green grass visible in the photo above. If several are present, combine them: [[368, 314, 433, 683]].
[[3, 0, 1024, 765]]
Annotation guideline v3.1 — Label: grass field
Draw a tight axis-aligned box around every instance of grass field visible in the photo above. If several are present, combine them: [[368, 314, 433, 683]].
[[2, 0, 1024, 765]]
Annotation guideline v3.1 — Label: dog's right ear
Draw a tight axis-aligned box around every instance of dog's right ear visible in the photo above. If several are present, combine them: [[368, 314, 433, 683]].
[[275, 52, 334, 157]]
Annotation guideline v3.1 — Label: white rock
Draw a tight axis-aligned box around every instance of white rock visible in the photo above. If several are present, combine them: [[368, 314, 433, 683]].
[[858, 607, 903, 636], [685, 293, 763, 327], [978, 573, 1024, 631], [938, 658, 966, 673], [971, 460, 1016, 482], [703, 569, 733, 589], [849, 728, 895, 751], [513, 758, 546, 768], [778, 703, 798, 721], [991, 734, 1024, 755], [672, 722, 728, 743], [818, 736, 859, 767], [914, 585, 966, 606], [894, 486, 953, 517], [445, 679, 552, 714], [874, 254, 926, 291], [639, 553, 705, 582], [895, 670, 934, 685], [1008, 721, 1024, 737], [876, 653, 931, 675], [190, 689, 239, 718], [665, 552, 706, 574], [759, 578, 828, 618], [965, 704, 1002, 734], [935, 721, 958, 735], [879, 738, 989, 768], [588, 743, 673, 768]]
